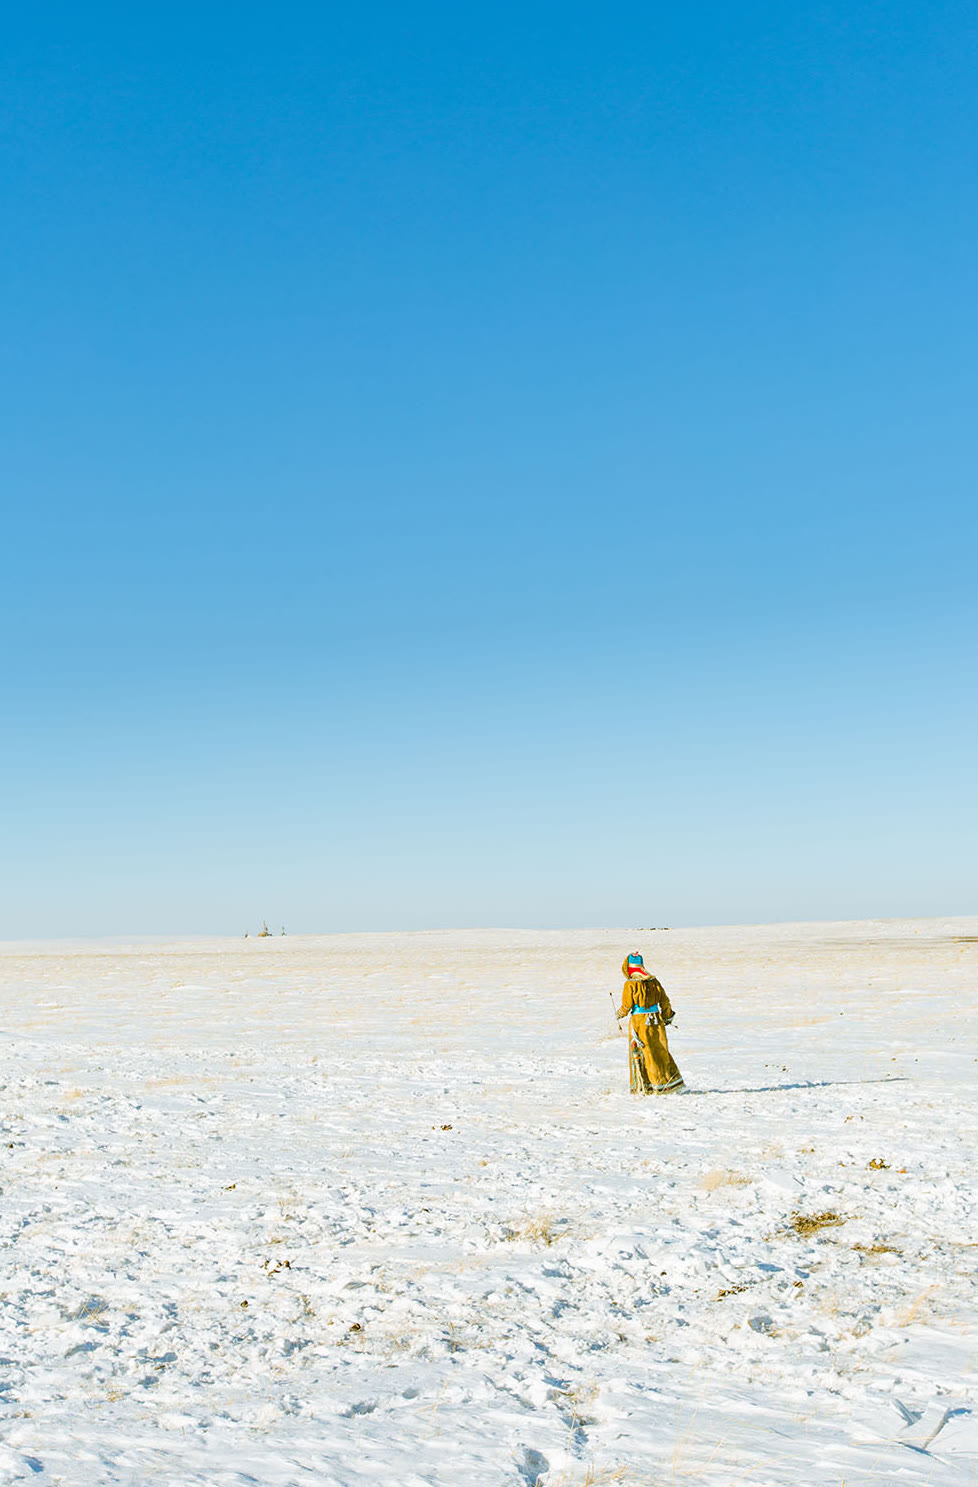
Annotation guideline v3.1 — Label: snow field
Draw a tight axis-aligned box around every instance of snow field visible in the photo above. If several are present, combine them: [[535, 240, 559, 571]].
[[0, 920, 975, 1485]]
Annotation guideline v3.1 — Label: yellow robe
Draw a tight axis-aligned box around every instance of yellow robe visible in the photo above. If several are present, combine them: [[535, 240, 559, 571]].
[[617, 960, 685, 1095]]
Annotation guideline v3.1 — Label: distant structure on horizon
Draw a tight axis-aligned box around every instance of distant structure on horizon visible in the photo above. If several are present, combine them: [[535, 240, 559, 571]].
[[243, 921, 287, 938]]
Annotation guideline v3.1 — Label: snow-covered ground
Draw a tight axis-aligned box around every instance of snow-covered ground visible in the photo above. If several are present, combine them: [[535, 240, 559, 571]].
[[0, 919, 975, 1486]]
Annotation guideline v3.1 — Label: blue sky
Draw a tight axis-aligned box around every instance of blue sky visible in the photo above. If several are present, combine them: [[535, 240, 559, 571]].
[[2, 1, 976, 935]]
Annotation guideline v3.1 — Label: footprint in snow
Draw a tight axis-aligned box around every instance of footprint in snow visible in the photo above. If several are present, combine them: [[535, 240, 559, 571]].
[[514, 1445, 549, 1484]]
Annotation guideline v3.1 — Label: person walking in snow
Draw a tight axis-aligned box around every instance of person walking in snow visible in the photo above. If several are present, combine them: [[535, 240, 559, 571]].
[[617, 953, 685, 1095]]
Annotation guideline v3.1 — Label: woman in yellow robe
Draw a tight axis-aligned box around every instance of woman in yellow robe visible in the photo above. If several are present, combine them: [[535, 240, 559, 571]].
[[617, 953, 685, 1094]]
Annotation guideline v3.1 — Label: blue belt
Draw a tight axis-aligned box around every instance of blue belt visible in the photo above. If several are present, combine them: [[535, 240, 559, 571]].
[[631, 1004, 660, 1015]]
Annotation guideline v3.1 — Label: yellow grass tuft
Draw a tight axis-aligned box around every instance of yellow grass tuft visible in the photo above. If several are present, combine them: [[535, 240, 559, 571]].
[[700, 1168, 752, 1192], [790, 1210, 846, 1236], [895, 1287, 935, 1326], [544, 1468, 633, 1487], [505, 1212, 566, 1247]]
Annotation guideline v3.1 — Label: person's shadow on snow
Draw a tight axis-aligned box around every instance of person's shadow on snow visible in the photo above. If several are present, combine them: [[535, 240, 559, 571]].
[[686, 1075, 908, 1096]]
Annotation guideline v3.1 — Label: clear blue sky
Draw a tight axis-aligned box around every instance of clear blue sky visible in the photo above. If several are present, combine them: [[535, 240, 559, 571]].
[[2, 1, 976, 936]]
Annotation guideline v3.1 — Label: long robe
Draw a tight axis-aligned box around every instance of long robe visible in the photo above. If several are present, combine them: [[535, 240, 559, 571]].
[[617, 962, 685, 1095]]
